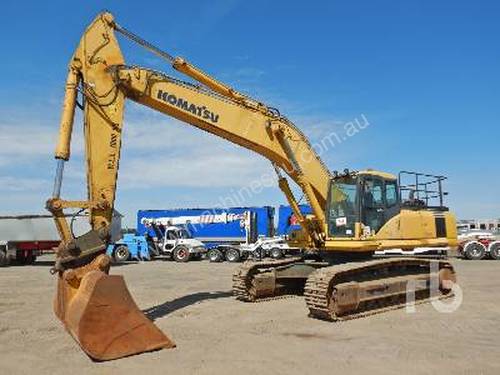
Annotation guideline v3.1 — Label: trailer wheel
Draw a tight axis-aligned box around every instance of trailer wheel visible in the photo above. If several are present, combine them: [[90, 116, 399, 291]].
[[0, 248, 10, 267], [463, 241, 486, 260], [270, 247, 284, 259], [113, 245, 130, 263], [21, 253, 37, 265], [225, 248, 241, 263], [173, 246, 191, 262], [207, 248, 223, 262], [489, 242, 500, 260], [252, 248, 264, 260]]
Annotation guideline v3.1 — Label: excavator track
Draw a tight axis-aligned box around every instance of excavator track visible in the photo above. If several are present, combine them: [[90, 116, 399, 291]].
[[232, 257, 304, 302], [304, 258, 456, 321]]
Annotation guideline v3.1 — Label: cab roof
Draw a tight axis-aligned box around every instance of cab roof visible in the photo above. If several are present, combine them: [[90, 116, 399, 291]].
[[357, 169, 397, 180]]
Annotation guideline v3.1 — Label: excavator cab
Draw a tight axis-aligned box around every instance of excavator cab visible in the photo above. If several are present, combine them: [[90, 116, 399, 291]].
[[326, 170, 450, 239], [327, 170, 399, 238]]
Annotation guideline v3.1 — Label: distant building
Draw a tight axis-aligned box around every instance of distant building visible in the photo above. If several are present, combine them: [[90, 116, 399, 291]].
[[457, 219, 500, 232]]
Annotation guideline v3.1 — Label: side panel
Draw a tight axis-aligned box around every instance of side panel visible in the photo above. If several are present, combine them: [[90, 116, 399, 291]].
[[0, 215, 91, 241], [137, 207, 274, 247], [0, 214, 122, 243], [323, 209, 458, 252], [376, 210, 445, 240]]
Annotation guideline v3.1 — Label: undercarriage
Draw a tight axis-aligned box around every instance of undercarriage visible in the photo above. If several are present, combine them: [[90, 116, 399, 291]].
[[232, 254, 456, 320]]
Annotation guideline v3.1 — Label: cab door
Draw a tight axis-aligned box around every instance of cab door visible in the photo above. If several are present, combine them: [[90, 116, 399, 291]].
[[326, 177, 359, 238], [383, 179, 400, 223], [361, 176, 385, 233], [361, 176, 401, 234], [163, 229, 177, 250]]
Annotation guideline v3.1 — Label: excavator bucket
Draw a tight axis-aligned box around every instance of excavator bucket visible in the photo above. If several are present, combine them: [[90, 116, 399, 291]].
[[54, 266, 175, 361]]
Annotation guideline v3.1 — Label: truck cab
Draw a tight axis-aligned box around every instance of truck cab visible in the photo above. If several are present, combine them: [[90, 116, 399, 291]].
[[149, 225, 207, 262]]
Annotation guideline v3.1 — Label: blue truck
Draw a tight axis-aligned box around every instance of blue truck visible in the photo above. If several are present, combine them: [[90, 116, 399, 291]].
[[276, 204, 312, 236], [137, 206, 275, 248], [106, 232, 152, 262], [106, 205, 310, 263]]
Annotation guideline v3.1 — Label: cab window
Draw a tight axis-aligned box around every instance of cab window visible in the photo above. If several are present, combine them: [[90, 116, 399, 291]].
[[166, 230, 177, 240], [363, 178, 384, 207], [385, 180, 398, 206], [327, 177, 358, 237]]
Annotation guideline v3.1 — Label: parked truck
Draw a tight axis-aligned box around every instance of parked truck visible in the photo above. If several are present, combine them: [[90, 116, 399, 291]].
[[141, 220, 207, 262], [137, 207, 274, 247], [143, 211, 258, 262], [0, 215, 59, 266], [0, 212, 122, 266], [137, 207, 279, 262], [106, 232, 152, 263]]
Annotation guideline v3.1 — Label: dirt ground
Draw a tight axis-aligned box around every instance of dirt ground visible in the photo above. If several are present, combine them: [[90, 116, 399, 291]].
[[1, 256, 499, 375]]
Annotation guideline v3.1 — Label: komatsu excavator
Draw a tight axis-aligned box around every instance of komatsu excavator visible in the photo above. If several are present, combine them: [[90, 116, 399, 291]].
[[46, 12, 458, 361]]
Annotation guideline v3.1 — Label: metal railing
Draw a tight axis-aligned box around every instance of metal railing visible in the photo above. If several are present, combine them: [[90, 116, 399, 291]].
[[398, 171, 448, 208]]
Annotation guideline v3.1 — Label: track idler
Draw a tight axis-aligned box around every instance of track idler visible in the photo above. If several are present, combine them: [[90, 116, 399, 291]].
[[54, 253, 175, 361]]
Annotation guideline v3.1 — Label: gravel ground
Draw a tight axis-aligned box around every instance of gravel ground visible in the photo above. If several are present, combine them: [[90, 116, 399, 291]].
[[0, 256, 499, 375]]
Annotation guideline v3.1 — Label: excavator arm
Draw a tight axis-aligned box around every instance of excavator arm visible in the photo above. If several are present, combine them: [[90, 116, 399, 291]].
[[46, 12, 332, 361]]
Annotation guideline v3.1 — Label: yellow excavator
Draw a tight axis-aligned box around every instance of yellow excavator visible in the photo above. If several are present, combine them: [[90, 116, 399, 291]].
[[46, 12, 458, 361]]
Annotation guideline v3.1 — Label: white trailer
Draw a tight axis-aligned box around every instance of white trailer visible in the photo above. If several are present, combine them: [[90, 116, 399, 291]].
[[212, 236, 296, 263]]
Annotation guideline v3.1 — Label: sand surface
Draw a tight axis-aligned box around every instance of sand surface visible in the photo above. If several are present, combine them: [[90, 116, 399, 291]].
[[1, 256, 499, 374]]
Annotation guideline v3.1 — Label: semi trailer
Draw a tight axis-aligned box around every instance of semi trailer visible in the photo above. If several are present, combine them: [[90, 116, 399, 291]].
[[137, 207, 294, 262], [0, 212, 121, 266]]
